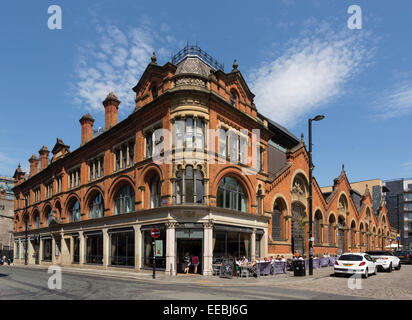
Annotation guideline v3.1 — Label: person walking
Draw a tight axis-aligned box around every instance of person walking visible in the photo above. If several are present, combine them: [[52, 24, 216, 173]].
[[192, 254, 199, 274], [183, 252, 191, 274]]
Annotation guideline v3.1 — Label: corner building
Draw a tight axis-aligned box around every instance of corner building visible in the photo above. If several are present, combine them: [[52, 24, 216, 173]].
[[12, 45, 395, 275]]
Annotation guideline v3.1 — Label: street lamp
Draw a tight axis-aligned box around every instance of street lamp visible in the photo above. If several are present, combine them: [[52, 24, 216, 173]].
[[308, 115, 324, 276]]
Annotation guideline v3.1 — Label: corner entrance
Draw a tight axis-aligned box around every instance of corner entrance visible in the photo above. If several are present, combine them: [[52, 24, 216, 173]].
[[175, 227, 204, 275], [177, 239, 203, 274]]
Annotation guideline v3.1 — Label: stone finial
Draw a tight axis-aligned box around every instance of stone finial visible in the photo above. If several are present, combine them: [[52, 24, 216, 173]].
[[232, 59, 238, 71], [342, 164, 345, 172], [151, 52, 157, 65], [301, 133, 304, 143]]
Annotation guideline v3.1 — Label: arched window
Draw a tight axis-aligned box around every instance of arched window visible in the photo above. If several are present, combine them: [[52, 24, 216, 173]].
[[272, 202, 282, 241], [174, 166, 204, 204], [24, 214, 29, 231], [150, 175, 161, 209], [114, 184, 135, 215], [328, 215, 336, 245], [152, 86, 158, 99], [55, 202, 62, 222], [217, 176, 247, 212], [69, 200, 81, 222], [230, 91, 237, 107], [89, 193, 104, 219], [351, 221, 356, 247], [314, 211, 322, 245], [33, 212, 40, 229], [45, 207, 53, 227]]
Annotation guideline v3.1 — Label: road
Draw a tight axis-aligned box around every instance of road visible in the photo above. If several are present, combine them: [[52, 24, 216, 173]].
[[0, 264, 411, 300]]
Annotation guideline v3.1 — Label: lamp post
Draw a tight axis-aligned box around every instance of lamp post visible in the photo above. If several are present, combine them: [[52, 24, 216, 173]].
[[308, 115, 324, 276]]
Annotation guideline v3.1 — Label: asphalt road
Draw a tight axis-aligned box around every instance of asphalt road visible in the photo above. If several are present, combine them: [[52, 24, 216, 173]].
[[0, 265, 367, 300]]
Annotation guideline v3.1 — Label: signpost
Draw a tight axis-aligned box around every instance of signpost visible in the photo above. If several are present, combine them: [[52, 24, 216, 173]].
[[151, 228, 160, 279]]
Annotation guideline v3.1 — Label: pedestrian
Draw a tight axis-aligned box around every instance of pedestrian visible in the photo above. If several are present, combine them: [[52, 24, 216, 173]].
[[183, 252, 191, 274], [192, 254, 199, 274]]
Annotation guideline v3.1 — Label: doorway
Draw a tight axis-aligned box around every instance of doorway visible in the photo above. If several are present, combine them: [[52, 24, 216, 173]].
[[177, 239, 202, 275]]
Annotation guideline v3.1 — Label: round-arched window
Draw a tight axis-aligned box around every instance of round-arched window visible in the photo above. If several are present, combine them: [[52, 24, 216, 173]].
[[45, 207, 53, 226], [69, 200, 81, 222], [89, 193, 104, 219], [217, 177, 247, 212], [114, 184, 135, 215]]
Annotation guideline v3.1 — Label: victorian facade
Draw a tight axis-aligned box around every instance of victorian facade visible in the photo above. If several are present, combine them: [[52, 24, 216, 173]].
[[12, 45, 395, 275]]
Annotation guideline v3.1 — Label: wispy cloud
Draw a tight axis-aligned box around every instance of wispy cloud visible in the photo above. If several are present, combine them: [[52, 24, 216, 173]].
[[249, 21, 375, 127], [373, 81, 412, 119], [0, 152, 18, 176], [402, 160, 412, 176], [72, 23, 175, 114]]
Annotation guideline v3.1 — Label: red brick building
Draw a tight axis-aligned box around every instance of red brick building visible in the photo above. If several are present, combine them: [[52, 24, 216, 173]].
[[12, 45, 394, 274]]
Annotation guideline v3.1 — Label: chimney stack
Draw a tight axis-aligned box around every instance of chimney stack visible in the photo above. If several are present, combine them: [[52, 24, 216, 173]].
[[38, 146, 50, 170], [103, 92, 120, 131], [28, 154, 39, 177], [79, 113, 95, 146]]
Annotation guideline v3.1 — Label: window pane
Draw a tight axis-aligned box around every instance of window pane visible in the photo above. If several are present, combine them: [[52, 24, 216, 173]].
[[219, 129, 227, 157], [229, 131, 238, 163], [185, 166, 194, 203], [195, 119, 204, 149], [174, 120, 184, 149], [146, 134, 153, 158], [186, 118, 194, 149]]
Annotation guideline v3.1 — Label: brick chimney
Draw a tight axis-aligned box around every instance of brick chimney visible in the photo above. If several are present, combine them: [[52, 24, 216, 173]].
[[28, 154, 39, 177], [38, 146, 50, 170], [79, 113, 95, 146], [103, 92, 120, 131]]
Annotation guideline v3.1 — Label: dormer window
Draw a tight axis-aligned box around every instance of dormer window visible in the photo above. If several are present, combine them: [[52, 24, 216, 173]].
[[152, 86, 158, 99], [230, 90, 237, 107]]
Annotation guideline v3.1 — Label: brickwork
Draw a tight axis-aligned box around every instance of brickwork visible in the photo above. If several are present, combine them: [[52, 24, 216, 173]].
[[12, 48, 394, 260]]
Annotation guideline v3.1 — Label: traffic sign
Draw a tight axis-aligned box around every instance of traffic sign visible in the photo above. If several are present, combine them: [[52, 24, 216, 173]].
[[151, 228, 160, 238]]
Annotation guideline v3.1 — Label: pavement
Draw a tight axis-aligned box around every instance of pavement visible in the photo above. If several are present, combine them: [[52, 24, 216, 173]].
[[1, 264, 411, 300]]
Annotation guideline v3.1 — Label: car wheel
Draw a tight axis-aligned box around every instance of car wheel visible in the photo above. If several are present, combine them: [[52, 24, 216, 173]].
[[387, 263, 392, 272], [395, 263, 401, 270], [362, 268, 368, 279]]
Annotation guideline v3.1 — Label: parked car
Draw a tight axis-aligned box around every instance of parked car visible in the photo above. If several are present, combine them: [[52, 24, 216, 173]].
[[334, 253, 377, 278], [394, 251, 412, 264], [365, 250, 401, 272]]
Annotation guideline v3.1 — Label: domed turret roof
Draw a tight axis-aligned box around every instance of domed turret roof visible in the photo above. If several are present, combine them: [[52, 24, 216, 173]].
[[175, 56, 213, 77]]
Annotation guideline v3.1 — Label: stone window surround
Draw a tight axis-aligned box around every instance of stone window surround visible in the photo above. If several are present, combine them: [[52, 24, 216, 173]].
[[143, 120, 162, 159], [112, 138, 135, 173], [67, 166, 81, 190], [171, 115, 208, 151], [88, 152, 105, 182]]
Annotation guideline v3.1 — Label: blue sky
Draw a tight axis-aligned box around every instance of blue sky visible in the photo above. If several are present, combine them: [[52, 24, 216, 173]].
[[0, 0, 411, 187]]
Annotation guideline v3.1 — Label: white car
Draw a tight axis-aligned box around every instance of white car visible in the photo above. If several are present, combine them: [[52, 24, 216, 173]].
[[334, 253, 377, 278], [365, 251, 401, 272]]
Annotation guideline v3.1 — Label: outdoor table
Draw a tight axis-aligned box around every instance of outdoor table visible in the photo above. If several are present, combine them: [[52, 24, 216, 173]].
[[239, 265, 251, 278], [212, 263, 222, 276]]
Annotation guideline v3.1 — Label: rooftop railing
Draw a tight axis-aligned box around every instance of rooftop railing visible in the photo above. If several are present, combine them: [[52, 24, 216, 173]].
[[171, 44, 224, 71]]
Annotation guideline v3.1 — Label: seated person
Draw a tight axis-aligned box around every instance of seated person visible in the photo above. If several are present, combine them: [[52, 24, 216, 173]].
[[280, 255, 286, 262], [239, 256, 248, 266]]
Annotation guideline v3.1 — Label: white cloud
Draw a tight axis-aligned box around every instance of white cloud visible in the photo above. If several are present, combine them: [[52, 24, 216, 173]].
[[0, 152, 18, 176], [249, 22, 375, 127], [72, 24, 174, 113], [373, 82, 412, 119]]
